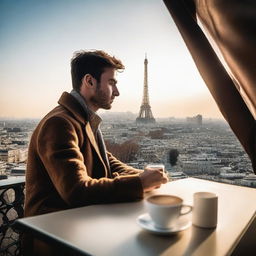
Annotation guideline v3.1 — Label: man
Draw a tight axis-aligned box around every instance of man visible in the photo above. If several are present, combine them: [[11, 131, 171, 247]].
[[24, 50, 168, 254]]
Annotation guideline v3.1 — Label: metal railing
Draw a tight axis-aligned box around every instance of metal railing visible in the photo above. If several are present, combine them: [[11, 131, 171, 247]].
[[0, 177, 25, 256]]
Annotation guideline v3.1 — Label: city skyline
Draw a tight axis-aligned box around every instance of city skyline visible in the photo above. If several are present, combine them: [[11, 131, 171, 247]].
[[1, 0, 222, 119]]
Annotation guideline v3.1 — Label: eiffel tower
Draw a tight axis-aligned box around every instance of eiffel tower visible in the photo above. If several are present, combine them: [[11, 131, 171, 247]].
[[136, 55, 156, 124]]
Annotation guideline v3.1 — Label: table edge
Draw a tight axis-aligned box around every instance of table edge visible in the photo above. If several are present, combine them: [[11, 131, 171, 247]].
[[14, 219, 92, 256]]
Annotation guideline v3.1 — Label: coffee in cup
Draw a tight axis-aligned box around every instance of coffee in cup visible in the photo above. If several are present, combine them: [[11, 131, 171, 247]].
[[146, 194, 192, 229], [147, 195, 182, 205]]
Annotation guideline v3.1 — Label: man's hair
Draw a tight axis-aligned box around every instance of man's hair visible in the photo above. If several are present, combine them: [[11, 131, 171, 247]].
[[71, 50, 125, 91]]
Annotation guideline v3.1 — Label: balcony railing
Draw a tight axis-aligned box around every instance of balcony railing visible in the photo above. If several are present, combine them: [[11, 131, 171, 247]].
[[0, 177, 25, 256]]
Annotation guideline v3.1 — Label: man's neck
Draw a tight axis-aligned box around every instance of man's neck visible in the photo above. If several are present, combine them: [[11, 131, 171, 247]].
[[86, 102, 99, 113], [70, 89, 102, 124], [70, 89, 98, 113]]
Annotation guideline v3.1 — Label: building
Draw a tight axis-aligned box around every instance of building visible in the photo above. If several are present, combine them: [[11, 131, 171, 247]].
[[186, 114, 202, 126]]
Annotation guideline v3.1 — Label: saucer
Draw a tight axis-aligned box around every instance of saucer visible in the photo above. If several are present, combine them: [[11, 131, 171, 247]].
[[137, 213, 191, 235]]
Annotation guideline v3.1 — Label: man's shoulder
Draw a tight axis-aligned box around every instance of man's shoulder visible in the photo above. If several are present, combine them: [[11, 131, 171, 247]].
[[32, 92, 89, 136], [34, 104, 82, 135], [46, 105, 72, 119], [41, 105, 82, 127]]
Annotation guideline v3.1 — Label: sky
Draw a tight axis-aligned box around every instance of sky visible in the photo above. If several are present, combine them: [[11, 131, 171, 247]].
[[0, 0, 223, 119]]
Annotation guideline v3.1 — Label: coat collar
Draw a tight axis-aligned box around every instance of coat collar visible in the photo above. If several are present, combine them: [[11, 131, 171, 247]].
[[58, 92, 89, 124], [58, 91, 109, 175], [85, 123, 108, 173]]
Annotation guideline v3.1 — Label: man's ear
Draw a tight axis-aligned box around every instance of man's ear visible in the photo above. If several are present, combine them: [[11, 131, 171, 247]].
[[82, 74, 94, 88]]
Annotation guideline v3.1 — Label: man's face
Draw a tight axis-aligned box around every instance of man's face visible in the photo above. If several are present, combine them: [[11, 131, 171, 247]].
[[90, 67, 120, 110]]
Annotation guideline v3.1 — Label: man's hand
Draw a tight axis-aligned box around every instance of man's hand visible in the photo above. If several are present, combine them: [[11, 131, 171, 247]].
[[139, 168, 168, 192]]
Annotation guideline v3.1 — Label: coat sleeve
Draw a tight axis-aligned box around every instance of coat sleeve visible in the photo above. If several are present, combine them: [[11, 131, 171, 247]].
[[107, 151, 143, 177], [37, 116, 143, 207]]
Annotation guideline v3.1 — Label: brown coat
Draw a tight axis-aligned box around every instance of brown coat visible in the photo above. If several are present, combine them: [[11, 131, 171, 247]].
[[24, 92, 143, 218]]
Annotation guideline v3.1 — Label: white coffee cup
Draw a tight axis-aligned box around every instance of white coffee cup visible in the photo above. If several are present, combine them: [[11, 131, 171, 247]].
[[192, 192, 218, 228], [144, 163, 171, 182], [145, 194, 192, 229], [144, 164, 165, 172]]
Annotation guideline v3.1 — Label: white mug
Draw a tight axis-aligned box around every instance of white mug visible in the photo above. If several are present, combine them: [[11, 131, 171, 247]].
[[144, 164, 165, 172], [192, 192, 218, 228], [144, 163, 171, 182], [146, 194, 192, 229]]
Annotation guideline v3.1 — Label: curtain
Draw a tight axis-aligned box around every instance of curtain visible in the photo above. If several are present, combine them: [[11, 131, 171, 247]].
[[163, 0, 256, 173]]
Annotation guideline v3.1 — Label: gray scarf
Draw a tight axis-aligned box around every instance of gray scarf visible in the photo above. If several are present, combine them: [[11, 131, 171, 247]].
[[70, 90, 111, 176]]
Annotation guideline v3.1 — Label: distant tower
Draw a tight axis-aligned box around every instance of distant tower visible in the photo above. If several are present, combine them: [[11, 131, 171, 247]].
[[196, 114, 203, 126], [136, 55, 155, 124]]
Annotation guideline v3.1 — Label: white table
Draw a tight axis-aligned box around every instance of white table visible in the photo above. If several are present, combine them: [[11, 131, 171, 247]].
[[16, 178, 256, 255]]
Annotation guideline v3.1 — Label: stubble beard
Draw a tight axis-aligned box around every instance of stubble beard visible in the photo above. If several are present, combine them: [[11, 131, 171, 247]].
[[90, 83, 112, 110]]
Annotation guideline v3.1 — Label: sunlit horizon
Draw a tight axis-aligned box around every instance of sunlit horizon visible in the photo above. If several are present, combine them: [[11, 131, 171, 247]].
[[0, 0, 223, 120]]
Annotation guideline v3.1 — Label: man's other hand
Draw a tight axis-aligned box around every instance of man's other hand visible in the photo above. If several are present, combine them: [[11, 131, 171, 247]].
[[139, 168, 168, 192]]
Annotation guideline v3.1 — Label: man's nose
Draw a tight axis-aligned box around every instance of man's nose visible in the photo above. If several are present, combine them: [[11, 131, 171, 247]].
[[114, 86, 120, 96]]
